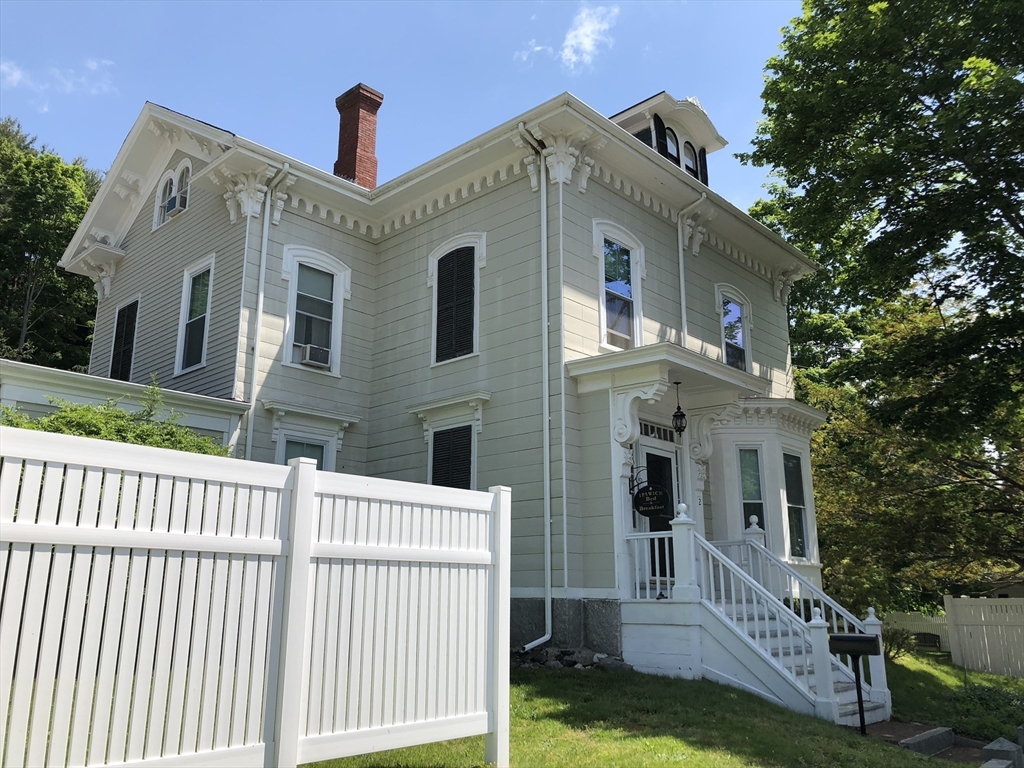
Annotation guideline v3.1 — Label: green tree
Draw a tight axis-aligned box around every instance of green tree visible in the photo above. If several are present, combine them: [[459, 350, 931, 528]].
[[0, 384, 231, 457], [742, 0, 1024, 606], [0, 117, 102, 369]]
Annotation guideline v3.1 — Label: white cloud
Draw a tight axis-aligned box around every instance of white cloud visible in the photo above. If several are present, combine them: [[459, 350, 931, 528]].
[[0, 58, 116, 99], [514, 39, 554, 66], [560, 5, 619, 72]]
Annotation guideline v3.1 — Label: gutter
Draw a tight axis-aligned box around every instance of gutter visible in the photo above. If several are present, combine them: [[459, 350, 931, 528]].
[[243, 163, 291, 462], [518, 124, 553, 652]]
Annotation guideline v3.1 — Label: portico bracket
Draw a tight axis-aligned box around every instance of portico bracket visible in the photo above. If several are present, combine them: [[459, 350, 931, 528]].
[[611, 381, 669, 446]]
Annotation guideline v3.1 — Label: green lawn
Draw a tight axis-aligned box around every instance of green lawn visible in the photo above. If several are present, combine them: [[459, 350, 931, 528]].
[[310, 668, 934, 768], [887, 649, 1024, 742]]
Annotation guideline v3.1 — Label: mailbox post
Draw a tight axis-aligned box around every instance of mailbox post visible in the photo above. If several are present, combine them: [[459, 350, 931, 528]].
[[828, 633, 881, 735]]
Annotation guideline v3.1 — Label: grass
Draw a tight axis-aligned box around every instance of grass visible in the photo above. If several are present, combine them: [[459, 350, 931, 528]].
[[887, 649, 1024, 742], [309, 668, 935, 768]]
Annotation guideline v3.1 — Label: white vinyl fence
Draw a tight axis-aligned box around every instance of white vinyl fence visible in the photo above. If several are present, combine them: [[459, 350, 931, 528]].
[[884, 612, 951, 651], [0, 426, 511, 768], [943, 596, 1024, 679]]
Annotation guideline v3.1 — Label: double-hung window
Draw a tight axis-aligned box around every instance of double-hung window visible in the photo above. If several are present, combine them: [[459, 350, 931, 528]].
[[292, 264, 334, 364], [716, 285, 751, 372], [282, 245, 351, 377], [109, 299, 139, 381], [176, 256, 213, 375], [284, 439, 326, 470], [783, 453, 808, 558], [428, 233, 485, 366], [738, 447, 766, 532], [431, 424, 473, 490], [595, 221, 645, 352]]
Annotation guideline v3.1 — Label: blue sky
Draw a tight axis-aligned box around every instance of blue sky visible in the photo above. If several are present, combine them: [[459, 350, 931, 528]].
[[0, 1, 800, 210]]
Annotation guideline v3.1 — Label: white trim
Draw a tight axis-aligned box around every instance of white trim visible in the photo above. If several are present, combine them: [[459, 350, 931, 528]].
[[426, 421, 478, 491], [715, 283, 753, 374], [173, 253, 215, 377], [107, 292, 141, 382], [275, 426, 337, 472], [427, 232, 486, 365], [281, 244, 351, 378], [152, 157, 192, 230], [593, 220, 646, 352]]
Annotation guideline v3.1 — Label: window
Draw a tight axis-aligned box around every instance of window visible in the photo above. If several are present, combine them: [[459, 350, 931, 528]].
[[153, 158, 192, 228], [683, 142, 699, 179], [594, 221, 645, 351], [109, 299, 139, 381], [175, 255, 214, 375], [284, 439, 326, 470], [282, 245, 351, 377], [783, 453, 808, 558], [665, 128, 680, 166], [428, 233, 485, 366], [738, 448, 765, 531], [633, 127, 653, 147], [292, 264, 334, 364], [431, 425, 473, 490], [716, 284, 752, 372]]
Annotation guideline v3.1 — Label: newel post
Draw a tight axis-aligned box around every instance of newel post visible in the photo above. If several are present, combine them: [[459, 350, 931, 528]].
[[743, 515, 766, 547], [864, 607, 892, 713], [272, 457, 318, 768], [670, 504, 699, 601], [743, 515, 766, 581], [809, 608, 839, 722]]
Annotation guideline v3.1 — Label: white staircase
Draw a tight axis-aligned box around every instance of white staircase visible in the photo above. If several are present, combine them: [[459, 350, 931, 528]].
[[622, 513, 891, 726]]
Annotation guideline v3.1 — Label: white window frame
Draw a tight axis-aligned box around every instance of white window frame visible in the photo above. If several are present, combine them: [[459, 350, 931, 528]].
[[427, 232, 486, 368], [152, 158, 192, 230], [737, 444, 767, 535], [281, 245, 351, 378], [781, 448, 813, 561], [715, 283, 753, 373], [174, 253, 215, 376], [108, 293, 142, 382], [276, 426, 337, 472], [427, 422, 477, 490], [593, 220, 646, 352]]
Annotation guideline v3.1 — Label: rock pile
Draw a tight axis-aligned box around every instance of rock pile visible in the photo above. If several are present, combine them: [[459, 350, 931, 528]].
[[511, 647, 633, 672]]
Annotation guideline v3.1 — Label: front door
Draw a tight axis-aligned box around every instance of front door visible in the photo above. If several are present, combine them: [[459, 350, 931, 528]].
[[637, 441, 680, 589]]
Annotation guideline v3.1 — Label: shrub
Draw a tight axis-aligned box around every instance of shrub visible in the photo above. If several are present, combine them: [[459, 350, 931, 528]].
[[951, 683, 1024, 742], [0, 383, 230, 457], [882, 626, 915, 661]]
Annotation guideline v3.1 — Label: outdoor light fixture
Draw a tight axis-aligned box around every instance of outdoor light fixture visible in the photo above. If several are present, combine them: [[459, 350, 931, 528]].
[[672, 381, 687, 436]]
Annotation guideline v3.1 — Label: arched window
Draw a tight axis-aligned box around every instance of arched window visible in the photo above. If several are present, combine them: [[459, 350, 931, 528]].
[[665, 128, 680, 166], [282, 245, 352, 377], [594, 220, 646, 351], [159, 177, 175, 223], [153, 158, 193, 228], [177, 165, 190, 210], [683, 142, 699, 179], [715, 284, 753, 372], [427, 233, 486, 365]]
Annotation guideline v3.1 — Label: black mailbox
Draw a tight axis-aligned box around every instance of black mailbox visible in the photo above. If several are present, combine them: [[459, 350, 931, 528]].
[[828, 633, 880, 657]]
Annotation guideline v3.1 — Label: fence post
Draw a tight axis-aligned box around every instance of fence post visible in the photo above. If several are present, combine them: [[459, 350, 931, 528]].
[[863, 607, 891, 714], [670, 504, 699, 601], [485, 486, 511, 768], [943, 594, 963, 667], [272, 457, 318, 768], [809, 608, 839, 722]]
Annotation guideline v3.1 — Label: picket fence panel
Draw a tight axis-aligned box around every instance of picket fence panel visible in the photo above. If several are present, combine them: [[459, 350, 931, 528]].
[[943, 596, 1024, 679], [0, 426, 510, 768]]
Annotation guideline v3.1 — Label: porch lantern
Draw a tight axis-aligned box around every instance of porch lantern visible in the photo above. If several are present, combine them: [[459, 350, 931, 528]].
[[671, 381, 687, 436]]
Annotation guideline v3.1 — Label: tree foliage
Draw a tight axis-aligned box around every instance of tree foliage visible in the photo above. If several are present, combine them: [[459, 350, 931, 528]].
[[743, 0, 1023, 608], [0, 384, 230, 457], [0, 117, 102, 369]]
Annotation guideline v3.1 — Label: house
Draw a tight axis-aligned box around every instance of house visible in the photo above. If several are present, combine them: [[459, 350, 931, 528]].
[[51, 84, 890, 724]]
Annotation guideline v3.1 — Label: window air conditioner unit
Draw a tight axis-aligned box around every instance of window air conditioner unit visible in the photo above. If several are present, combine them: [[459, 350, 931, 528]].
[[165, 195, 185, 217], [300, 344, 331, 368]]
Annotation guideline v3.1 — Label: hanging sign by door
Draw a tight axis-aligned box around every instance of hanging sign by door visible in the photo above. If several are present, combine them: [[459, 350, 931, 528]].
[[632, 484, 673, 518]]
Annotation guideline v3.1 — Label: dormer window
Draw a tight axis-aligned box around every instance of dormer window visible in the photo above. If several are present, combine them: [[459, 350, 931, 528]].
[[683, 142, 699, 179], [665, 128, 680, 166], [153, 158, 192, 228]]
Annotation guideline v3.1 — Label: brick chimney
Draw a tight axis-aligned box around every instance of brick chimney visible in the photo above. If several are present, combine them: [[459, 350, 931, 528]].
[[333, 83, 384, 189]]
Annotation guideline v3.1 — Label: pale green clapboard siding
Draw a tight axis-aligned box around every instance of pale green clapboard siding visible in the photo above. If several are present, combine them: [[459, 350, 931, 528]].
[[89, 151, 245, 400]]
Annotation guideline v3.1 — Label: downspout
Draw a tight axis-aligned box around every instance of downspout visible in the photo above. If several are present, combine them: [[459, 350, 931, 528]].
[[518, 124, 552, 652], [243, 163, 291, 462], [676, 192, 707, 349], [557, 181, 570, 603]]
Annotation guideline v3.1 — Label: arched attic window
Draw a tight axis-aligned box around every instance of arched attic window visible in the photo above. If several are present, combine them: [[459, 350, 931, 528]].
[[153, 158, 193, 228], [665, 128, 680, 166], [683, 142, 699, 180], [177, 165, 191, 209]]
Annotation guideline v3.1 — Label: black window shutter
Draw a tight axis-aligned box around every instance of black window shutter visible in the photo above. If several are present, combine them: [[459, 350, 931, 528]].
[[653, 114, 668, 158], [432, 425, 472, 490], [633, 127, 652, 148], [109, 301, 138, 381], [435, 247, 475, 363], [698, 147, 708, 185]]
